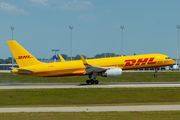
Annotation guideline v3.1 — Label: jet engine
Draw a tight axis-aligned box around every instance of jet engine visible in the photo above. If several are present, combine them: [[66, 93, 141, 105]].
[[102, 67, 122, 77]]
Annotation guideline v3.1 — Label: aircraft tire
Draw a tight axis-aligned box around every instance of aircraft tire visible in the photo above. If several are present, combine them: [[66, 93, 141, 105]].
[[95, 80, 99, 84], [91, 80, 94, 84], [154, 74, 157, 77], [86, 80, 90, 84]]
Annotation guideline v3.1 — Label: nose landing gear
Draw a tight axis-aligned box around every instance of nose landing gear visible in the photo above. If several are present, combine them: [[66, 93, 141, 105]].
[[154, 68, 158, 77]]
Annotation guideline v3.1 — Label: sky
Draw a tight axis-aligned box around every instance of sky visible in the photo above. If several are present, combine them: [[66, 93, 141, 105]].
[[0, 0, 180, 59]]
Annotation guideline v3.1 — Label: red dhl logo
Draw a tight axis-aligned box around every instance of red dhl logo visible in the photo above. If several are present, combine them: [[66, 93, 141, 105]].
[[16, 55, 33, 59], [124, 57, 156, 67]]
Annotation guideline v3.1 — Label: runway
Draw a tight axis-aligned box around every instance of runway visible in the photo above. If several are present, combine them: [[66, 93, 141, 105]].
[[0, 83, 180, 113], [0, 82, 180, 89], [0, 105, 180, 113]]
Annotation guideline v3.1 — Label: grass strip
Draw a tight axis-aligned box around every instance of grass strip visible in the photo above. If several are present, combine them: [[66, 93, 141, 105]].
[[0, 72, 180, 83], [0, 88, 180, 107], [1, 111, 180, 120]]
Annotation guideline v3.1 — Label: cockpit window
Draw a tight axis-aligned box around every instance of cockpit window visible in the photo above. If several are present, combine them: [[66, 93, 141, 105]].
[[166, 57, 170, 60]]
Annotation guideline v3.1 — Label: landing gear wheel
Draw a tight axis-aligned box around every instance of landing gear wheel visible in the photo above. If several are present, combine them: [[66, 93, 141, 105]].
[[91, 80, 94, 84], [86, 80, 90, 84], [95, 80, 99, 84], [154, 74, 157, 77]]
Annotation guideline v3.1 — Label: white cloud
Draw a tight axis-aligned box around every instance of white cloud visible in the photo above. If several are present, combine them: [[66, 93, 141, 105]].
[[62, 0, 93, 10], [0, 2, 28, 15], [77, 15, 97, 21], [31, 0, 48, 6]]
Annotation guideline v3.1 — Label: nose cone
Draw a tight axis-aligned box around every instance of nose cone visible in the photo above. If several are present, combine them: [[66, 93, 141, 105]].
[[164, 59, 175, 65], [170, 59, 175, 65]]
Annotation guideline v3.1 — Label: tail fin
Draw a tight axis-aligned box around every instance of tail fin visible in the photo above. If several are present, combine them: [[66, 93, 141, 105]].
[[7, 40, 41, 68]]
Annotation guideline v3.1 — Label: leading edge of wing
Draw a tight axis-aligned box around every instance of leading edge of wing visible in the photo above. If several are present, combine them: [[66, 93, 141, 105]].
[[80, 55, 107, 74]]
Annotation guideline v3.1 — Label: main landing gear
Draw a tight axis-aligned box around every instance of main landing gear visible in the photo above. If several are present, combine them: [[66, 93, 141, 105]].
[[86, 79, 99, 84], [86, 73, 99, 84]]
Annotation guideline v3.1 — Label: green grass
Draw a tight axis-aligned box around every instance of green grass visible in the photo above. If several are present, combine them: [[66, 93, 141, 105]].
[[1, 111, 180, 120], [0, 72, 180, 119], [0, 88, 180, 107], [0, 72, 180, 83]]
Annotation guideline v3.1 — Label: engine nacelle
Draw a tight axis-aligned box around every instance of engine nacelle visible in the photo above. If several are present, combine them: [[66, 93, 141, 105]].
[[102, 68, 122, 77]]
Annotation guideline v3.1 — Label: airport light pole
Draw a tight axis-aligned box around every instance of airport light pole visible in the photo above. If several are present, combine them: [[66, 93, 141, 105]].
[[11, 26, 14, 67], [120, 25, 124, 56], [69, 25, 73, 60], [177, 25, 180, 65]]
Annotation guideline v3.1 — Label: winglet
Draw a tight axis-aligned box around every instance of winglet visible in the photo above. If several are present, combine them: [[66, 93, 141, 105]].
[[58, 54, 65, 62], [80, 55, 107, 74], [80, 55, 89, 66]]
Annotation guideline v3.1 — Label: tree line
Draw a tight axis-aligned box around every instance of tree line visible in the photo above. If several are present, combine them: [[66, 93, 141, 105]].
[[0, 53, 122, 64], [50, 53, 121, 60]]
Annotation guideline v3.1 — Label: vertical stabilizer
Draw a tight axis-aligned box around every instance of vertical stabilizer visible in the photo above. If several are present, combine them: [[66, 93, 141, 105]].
[[7, 40, 41, 68]]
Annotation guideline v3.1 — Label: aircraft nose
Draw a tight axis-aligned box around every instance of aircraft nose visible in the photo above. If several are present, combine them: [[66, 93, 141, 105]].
[[164, 59, 175, 65], [171, 59, 176, 64]]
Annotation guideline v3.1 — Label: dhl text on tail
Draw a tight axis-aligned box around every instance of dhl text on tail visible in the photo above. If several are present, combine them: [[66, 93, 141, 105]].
[[7, 40, 175, 84]]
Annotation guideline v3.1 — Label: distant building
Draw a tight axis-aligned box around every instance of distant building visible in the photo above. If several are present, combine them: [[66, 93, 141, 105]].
[[0, 64, 18, 70]]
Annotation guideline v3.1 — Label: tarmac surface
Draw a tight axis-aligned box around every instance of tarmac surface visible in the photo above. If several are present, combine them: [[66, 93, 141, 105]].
[[0, 82, 180, 89], [1, 105, 180, 113]]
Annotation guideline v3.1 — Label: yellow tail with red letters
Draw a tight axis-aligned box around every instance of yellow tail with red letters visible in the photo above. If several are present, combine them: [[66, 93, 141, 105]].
[[7, 40, 42, 68]]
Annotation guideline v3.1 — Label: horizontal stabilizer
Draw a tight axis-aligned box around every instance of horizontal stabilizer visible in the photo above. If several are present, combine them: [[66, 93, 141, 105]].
[[9, 67, 18, 70], [17, 68, 34, 74]]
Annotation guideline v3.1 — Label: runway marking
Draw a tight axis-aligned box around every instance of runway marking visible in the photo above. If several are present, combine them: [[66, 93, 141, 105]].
[[1, 105, 180, 112]]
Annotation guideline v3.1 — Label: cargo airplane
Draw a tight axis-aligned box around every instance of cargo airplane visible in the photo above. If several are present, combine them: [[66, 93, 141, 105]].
[[7, 40, 175, 84]]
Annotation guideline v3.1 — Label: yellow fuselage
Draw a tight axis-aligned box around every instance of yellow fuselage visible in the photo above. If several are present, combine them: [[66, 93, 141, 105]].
[[12, 54, 175, 77]]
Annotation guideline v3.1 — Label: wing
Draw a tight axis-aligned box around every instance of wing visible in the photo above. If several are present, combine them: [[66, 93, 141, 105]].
[[80, 55, 107, 74]]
